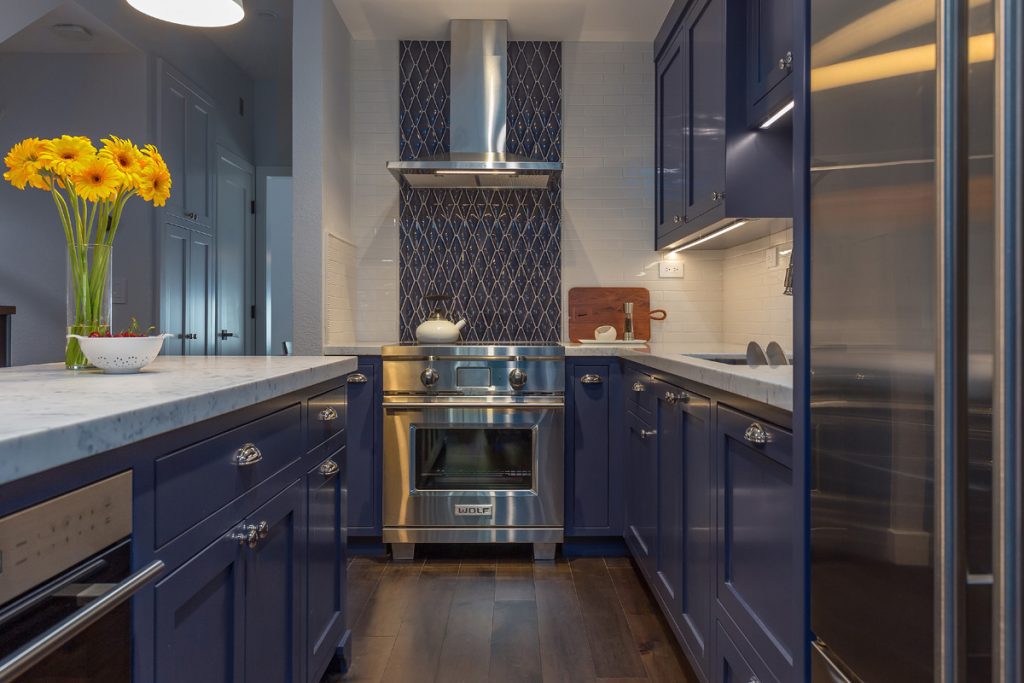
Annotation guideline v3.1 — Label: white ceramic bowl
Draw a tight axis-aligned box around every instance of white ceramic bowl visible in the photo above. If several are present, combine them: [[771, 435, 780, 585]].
[[67, 334, 173, 374], [594, 325, 617, 341]]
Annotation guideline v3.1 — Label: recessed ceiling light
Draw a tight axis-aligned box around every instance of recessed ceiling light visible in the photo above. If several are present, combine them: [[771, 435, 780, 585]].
[[256, 10, 279, 20], [51, 24, 93, 42], [125, 0, 245, 28]]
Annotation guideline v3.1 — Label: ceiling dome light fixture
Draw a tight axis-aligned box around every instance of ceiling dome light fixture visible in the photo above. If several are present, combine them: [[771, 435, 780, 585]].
[[125, 0, 244, 28]]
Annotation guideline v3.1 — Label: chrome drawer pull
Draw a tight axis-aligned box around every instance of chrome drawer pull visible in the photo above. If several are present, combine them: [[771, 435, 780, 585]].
[[347, 373, 368, 384], [318, 406, 339, 422], [632, 382, 646, 393], [231, 521, 270, 549], [743, 423, 770, 445], [664, 391, 678, 404], [319, 459, 340, 477], [580, 374, 603, 385], [640, 429, 657, 439], [232, 443, 263, 466]]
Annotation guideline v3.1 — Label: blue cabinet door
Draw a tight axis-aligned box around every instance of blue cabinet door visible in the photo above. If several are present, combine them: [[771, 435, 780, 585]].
[[656, 28, 686, 242], [656, 381, 714, 678], [716, 405, 796, 682], [747, 0, 793, 122], [346, 361, 380, 536], [712, 619, 773, 683], [244, 479, 305, 683], [154, 528, 245, 683], [570, 362, 621, 534], [306, 451, 346, 681], [624, 410, 657, 578], [682, 0, 727, 224]]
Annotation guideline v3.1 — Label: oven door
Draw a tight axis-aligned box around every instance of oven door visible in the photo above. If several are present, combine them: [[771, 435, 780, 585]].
[[383, 399, 564, 529]]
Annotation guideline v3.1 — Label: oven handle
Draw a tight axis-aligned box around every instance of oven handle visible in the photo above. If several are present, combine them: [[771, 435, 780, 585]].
[[384, 401, 564, 410], [0, 559, 164, 683]]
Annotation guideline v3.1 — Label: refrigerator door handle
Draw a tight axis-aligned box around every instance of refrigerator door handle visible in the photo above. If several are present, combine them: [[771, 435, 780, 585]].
[[993, 0, 1022, 680], [811, 641, 856, 683]]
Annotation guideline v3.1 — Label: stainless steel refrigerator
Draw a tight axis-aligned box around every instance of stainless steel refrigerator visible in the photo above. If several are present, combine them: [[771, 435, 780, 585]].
[[808, 0, 1022, 681]]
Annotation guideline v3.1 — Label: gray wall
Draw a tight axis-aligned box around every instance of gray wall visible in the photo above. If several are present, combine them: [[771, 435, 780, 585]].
[[0, 53, 150, 365]]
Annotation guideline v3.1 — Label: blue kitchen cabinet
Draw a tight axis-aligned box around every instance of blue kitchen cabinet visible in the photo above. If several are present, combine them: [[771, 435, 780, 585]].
[[244, 479, 305, 683], [154, 526, 246, 683], [567, 360, 623, 535], [655, 380, 714, 679], [346, 359, 381, 536], [747, 0, 794, 126], [654, 0, 792, 250], [716, 404, 797, 682], [306, 450, 348, 681], [656, 26, 686, 243], [624, 409, 657, 579], [713, 619, 774, 683]]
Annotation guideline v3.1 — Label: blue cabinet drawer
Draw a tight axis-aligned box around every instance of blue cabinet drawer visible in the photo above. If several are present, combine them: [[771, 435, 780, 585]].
[[308, 384, 347, 454], [716, 404, 795, 682], [154, 404, 302, 547]]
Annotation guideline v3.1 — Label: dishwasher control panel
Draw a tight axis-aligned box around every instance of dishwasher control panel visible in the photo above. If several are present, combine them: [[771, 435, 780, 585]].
[[0, 471, 132, 605]]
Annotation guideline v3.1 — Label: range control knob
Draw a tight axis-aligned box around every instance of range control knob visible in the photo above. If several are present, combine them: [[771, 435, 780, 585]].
[[420, 367, 439, 387], [509, 368, 528, 390]]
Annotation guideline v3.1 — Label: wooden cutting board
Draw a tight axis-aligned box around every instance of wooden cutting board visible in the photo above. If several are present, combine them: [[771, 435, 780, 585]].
[[568, 287, 664, 342]]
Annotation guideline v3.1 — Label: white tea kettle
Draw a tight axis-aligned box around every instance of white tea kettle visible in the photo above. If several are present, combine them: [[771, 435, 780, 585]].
[[415, 295, 467, 343]]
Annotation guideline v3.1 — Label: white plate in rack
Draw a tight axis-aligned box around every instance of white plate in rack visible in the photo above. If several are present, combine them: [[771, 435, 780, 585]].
[[577, 339, 648, 345]]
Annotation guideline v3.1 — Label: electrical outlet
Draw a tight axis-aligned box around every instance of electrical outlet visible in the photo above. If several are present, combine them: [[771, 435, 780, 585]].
[[766, 246, 779, 268], [659, 261, 684, 278]]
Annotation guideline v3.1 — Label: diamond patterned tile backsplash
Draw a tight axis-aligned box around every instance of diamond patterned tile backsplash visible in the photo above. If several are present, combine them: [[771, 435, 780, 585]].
[[398, 41, 562, 342]]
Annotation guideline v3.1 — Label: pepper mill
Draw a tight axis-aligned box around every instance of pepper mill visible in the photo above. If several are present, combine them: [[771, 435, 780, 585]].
[[623, 302, 635, 341]]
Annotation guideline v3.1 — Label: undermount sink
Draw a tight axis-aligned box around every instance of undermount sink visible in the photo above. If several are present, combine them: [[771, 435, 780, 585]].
[[684, 354, 749, 365]]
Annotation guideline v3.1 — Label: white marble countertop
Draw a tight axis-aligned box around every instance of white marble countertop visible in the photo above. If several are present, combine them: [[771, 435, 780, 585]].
[[0, 356, 357, 486], [323, 342, 792, 411]]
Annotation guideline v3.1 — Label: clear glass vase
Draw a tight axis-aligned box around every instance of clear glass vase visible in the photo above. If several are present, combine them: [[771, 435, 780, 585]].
[[66, 243, 112, 369]]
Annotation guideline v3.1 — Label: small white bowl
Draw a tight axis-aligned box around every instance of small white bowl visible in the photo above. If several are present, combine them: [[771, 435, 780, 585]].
[[594, 325, 617, 341], [67, 334, 173, 374]]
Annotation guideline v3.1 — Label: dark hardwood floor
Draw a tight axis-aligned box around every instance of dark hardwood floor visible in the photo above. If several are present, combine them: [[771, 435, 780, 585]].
[[330, 546, 697, 683]]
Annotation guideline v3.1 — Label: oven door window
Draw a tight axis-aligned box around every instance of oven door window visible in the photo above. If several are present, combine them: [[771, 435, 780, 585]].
[[412, 425, 535, 490]]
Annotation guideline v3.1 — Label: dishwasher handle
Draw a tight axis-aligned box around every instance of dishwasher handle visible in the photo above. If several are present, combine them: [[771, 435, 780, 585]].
[[0, 560, 165, 683]]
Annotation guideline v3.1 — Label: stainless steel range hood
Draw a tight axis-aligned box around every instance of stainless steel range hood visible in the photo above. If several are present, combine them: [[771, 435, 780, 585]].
[[387, 20, 562, 190]]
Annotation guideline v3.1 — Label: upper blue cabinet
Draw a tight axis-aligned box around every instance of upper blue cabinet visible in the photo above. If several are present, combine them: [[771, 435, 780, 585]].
[[654, 0, 793, 250]]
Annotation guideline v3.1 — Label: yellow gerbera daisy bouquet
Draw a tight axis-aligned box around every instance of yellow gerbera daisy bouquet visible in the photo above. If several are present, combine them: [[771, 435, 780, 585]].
[[3, 134, 171, 368]]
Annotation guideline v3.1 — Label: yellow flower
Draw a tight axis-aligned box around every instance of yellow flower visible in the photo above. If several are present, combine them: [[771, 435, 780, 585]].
[[73, 156, 120, 202], [137, 156, 171, 207], [141, 143, 165, 167], [3, 137, 50, 190], [39, 135, 96, 177], [99, 135, 142, 187]]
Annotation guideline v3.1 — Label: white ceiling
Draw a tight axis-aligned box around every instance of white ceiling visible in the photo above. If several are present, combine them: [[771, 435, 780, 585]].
[[331, 0, 674, 42], [203, 0, 293, 82], [0, 3, 137, 54]]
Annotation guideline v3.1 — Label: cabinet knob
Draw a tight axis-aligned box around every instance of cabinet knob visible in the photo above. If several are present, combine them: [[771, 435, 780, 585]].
[[580, 374, 604, 385], [632, 381, 646, 393], [743, 422, 771, 445], [664, 391, 690, 404], [347, 373, 369, 384], [232, 442, 263, 466], [664, 391, 677, 404], [711, 191, 724, 201], [186, 211, 198, 220], [318, 406, 339, 422], [319, 459, 340, 477], [673, 215, 681, 224], [640, 428, 657, 440], [231, 520, 269, 549], [778, 50, 793, 71]]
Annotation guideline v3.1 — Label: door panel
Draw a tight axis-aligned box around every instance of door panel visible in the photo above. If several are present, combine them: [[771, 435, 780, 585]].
[[624, 410, 657, 579], [159, 74, 189, 220], [656, 32, 686, 240], [572, 364, 613, 532], [307, 452, 346, 679], [215, 151, 254, 356], [161, 223, 190, 356], [654, 381, 684, 612], [748, 0, 793, 109], [683, 0, 726, 223], [188, 232, 215, 356], [347, 363, 379, 535], [244, 479, 304, 683], [154, 531, 245, 683], [186, 98, 212, 226]]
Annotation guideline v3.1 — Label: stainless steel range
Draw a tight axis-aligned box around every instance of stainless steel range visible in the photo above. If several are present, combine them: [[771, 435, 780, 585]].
[[382, 343, 564, 560]]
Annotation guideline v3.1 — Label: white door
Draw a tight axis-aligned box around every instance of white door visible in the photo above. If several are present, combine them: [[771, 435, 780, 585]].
[[215, 149, 255, 355]]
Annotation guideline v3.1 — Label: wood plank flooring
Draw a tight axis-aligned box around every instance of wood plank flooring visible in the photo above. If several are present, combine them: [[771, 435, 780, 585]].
[[329, 546, 697, 683]]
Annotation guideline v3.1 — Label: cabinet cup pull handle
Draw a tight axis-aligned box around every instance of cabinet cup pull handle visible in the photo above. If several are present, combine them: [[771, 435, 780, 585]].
[[640, 429, 657, 439], [231, 520, 269, 549], [664, 391, 690, 404], [347, 373, 368, 384], [632, 382, 646, 393], [319, 459, 340, 477], [743, 423, 771, 445], [232, 443, 263, 466], [673, 215, 681, 224], [778, 50, 793, 71], [580, 374, 603, 385], [318, 407, 339, 422]]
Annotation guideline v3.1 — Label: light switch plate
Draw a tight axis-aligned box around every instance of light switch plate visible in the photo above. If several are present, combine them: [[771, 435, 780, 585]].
[[766, 246, 779, 268], [659, 261, 684, 278]]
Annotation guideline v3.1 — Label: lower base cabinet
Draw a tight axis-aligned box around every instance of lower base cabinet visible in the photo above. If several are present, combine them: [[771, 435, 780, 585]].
[[155, 479, 304, 683], [714, 619, 773, 683], [306, 450, 347, 681]]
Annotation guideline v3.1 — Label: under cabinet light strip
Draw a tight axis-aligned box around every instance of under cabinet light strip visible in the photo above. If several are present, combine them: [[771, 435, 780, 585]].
[[760, 100, 796, 129], [435, 170, 517, 175], [671, 220, 750, 253]]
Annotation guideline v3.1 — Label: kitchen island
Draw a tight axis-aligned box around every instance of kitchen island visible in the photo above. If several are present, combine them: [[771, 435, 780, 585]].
[[0, 355, 357, 683]]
